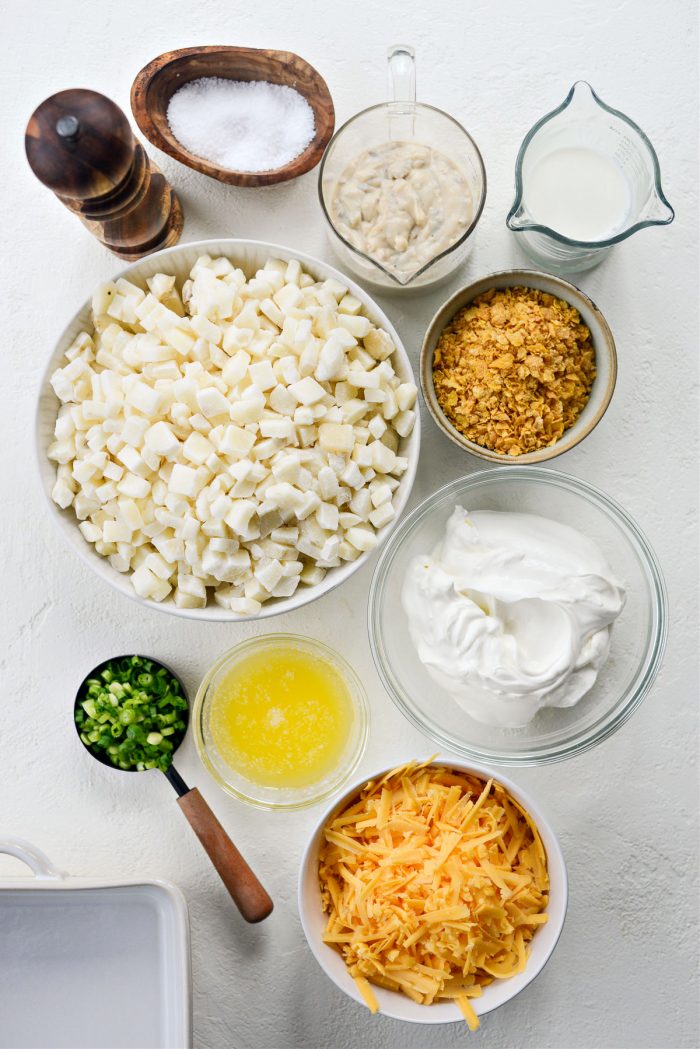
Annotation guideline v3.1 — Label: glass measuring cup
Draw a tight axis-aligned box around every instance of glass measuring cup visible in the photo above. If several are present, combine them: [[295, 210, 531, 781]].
[[318, 45, 486, 291], [507, 81, 674, 273]]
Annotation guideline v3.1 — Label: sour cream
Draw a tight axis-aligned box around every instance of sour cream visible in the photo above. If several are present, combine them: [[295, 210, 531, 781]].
[[401, 507, 626, 728]]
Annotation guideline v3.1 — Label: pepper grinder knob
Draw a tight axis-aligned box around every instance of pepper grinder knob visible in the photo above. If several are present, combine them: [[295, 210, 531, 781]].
[[25, 88, 182, 260], [55, 115, 80, 141]]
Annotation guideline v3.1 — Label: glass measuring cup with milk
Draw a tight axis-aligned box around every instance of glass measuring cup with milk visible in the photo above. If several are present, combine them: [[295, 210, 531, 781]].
[[507, 81, 674, 272]]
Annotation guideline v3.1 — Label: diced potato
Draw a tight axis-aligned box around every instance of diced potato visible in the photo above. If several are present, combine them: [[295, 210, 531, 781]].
[[318, 423, 354, 454]]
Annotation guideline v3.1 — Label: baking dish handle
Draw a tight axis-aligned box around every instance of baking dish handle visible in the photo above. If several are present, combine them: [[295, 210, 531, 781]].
[[0, 837, 64, 879]]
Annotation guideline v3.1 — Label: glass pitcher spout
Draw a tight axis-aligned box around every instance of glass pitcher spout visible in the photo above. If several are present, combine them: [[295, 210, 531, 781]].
[[640, 190, 675, 226], [507, 204, 530, 232]]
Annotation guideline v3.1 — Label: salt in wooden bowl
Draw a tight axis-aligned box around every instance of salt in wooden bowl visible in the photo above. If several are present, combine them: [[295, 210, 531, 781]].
[[131, 45, 335, 186]]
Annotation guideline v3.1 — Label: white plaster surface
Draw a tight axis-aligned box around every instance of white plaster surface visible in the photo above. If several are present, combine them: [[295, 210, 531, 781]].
[[1, 1, 698, 1046]]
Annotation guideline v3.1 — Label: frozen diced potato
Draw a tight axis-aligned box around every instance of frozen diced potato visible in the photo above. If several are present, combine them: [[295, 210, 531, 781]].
[[371, 441, 396, 473], [219, 424, 256, 459], [259, 416, 295, 441], [300, 564, 326, 586], [222, 350, 251, 385], [394, 409, 416, 437], [182, 431, 214, 465], [345, 526, 378, 552], [337, 314, 371, 339], [266, 482, 303, 511], [51, 478, 74, 508], [369, 502, 396, 529], [289, 376, 326, 405], [131, 564, 171, 602], [318, 423, 354, 454], [396, 382, 417, 411], [196, 386, 230, 419], [341, 399, 370, 425], [317, 465, 339, 500], [230, 389, 265, 424], [350, 489, 372, 520], [254, 558, 284, 592], [168, 464, 201, 498], [368, 415, 387, 440], [145, 421, 180, 457], [316, 502, 339, 532], [340, 462, 364, 489], [224, 499, 257, 536], [248, 360, 277, 390], [295, 491, 321, 521], [269, 384, 297, 416], [271, 452, 302, 485]]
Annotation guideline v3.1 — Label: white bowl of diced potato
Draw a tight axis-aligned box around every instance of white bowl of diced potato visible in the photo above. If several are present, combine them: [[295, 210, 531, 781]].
[[298, 758, 568, 1025], [36, 240, 420, 619]]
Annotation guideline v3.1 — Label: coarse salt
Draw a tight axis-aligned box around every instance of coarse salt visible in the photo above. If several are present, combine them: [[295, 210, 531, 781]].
[[167, 77, 316, 172]]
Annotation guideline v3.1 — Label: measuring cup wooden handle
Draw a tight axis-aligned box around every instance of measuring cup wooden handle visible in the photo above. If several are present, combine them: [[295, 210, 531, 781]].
[[177, 788, 273, 923]]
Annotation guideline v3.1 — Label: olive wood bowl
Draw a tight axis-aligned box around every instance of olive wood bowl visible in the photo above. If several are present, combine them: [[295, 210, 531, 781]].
[[130, 45, 335, 186]]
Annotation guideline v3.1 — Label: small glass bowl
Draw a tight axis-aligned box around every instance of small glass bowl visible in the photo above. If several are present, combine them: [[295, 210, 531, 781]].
[[368, 468, 667, 765], [193, 634, 369, 810]]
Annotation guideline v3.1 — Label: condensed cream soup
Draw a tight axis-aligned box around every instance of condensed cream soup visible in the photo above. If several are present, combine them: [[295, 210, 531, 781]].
[[331, 141, 472, 277]]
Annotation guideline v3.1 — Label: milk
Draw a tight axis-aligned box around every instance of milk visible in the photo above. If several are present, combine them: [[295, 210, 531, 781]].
[[524, 147, 631, 241]]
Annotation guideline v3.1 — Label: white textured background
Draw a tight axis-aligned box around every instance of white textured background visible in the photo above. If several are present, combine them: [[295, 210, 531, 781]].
[[2, 1, 698, 1047]]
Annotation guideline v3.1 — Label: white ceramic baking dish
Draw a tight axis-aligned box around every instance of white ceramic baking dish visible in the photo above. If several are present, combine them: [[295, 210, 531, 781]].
[[0, 837, 192, 1049]]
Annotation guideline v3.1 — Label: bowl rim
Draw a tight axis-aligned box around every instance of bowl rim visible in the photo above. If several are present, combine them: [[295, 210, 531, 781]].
[[35, 237, 420, 622], [297, 755, 568, 1024], [130, 45, 336, 186], [317, 101, 487, 288], [419, 269, 617, 464], [367, 465, 668, 766], [192, 632, 370, 810]]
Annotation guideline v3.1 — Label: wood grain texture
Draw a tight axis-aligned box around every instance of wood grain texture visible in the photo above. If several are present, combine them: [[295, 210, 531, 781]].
[[130, 45, 335, 186], [178, 787, 274, 923], [25, 89, 183, 259]]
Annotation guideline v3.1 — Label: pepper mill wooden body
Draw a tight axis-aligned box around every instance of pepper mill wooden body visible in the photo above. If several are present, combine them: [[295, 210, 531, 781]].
[[25, 89, 183, 261]]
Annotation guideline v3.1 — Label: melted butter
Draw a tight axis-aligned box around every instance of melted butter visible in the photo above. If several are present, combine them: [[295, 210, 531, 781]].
[[208, 644, 353, 789], [331, 140, 473, 276]]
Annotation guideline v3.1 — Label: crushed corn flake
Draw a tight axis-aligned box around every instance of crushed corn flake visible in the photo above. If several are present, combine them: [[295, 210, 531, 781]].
[[432, 286, 596, 455], [318, 760, 549, 1023]]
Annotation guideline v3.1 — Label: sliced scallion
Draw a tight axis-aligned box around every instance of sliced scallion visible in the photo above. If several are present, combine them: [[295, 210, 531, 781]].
[[75, 656, 187, 772]]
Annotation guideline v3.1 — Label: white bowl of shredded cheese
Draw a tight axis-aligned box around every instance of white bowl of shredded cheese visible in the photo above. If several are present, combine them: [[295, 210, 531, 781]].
[[298, 758, 567, 1026], [36, 240, 420, 620]]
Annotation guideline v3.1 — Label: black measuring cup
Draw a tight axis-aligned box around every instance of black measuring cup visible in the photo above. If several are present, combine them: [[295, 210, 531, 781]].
[[74, 654, 273, 923]]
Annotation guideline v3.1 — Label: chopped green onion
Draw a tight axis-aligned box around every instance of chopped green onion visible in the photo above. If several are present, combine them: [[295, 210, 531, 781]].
[[75, 656, 187, 772]]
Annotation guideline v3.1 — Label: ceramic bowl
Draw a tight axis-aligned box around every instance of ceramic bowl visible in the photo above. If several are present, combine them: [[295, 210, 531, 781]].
[[36, 239, 420, 621], [298, 757, 568, 1024], [420, 269, 616, 463]]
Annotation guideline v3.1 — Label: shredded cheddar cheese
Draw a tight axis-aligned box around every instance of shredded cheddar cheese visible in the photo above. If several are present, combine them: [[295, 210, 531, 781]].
[[318, 760, 549, 1028], [457, 995, 481, 1031]]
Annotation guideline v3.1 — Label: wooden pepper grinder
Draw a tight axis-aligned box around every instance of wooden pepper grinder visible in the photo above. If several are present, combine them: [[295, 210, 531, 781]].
[[25, 88, 183, 260]]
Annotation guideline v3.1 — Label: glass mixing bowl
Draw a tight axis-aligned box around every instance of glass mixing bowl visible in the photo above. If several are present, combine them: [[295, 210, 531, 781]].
[[193, 635, 369, 809], [368, 468, 667, 765]]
